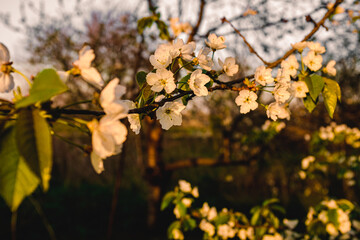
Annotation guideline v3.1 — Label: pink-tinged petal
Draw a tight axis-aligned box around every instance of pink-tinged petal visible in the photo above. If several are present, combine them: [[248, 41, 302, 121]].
[[81, 67, 103, 88], [0, 42, 10, 63], [0, 73, 14, 93], [78, 46, 95, 69], [90, 152, 104, 174]]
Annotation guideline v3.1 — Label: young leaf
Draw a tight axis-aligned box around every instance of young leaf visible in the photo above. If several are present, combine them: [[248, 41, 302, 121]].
[[323, 78, 341, 101], [136, 71, 147, 88], [322, 83, 338, 119], [161, 192, 176, 210], [0, 127, 40, 212], [15, 69, 68, 108], [15, 108, 52, 191], [304, 74, 324, 101], [303, 94, 317, 113]]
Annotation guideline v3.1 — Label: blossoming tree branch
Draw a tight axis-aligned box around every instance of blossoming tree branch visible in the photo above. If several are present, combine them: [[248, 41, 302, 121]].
[[0, 0, 345, 231]]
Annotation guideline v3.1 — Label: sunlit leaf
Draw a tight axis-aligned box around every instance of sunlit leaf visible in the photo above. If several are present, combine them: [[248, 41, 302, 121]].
[[304, 74, 324, 101], [303, 94, 317, 113], [15, 69, 68, 108], [16, 108, 52, 191], [0, 126, 39, 212]]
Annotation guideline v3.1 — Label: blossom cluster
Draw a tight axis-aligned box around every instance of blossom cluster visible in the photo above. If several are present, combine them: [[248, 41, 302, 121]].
[[318, 122, 360, 148], [163, 180, 298, 240], [305, 199, 355, 238]]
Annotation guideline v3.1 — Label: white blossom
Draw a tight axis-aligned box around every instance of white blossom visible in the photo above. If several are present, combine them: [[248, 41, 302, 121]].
[[219, 57, 239, 76], [281, 55, 299, 77], [291, 41, 308, 52], [192, 187, 199, 198], [276, 68, 291, 84], [205, 33, 226, 50], [326, 223, 338, 236], [199, 220, 215, 237], [235, 89, 258, 114], [122, 100, 141, 135], [196, 48, 213, 71], [217, 224, 236, 240], [156, 101, 186, 130], [146, 68, 176, 94], [207, 207, 217, 221], [149, 47, 172, 69], [0, 43, 14, 93], [87, 116, 128, 173], [303, 51, 323, 72], [189, 69, 210, 96], [307, 42, 326, 54], [172, 228, 184, 240], [274, 83, 291, 103], [291, 81, 309, 98], [181, 198, 192, 207], [255, 65, 274, 85], [100, 78, 128, 119], [323, 60, 336, 76], [73, 46, 104, 88], [178, 180, 192, 193], [170, 18, 192, 37], [266, 102, 290, 121], [301, 156, 315, 169]]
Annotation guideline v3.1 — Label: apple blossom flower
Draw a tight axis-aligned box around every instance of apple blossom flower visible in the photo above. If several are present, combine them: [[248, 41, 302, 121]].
[[274, 83, 291, 103], [326, 223, 339, 236], [218, 73, 231, 82], [0, 43, 14, 93], [303, 51, 323, 72], [156, 101, 186, 130], [178, 179, 192, 193], [181, 198, 192, 207], [255, 65, 274, 85], [281, 55, 299, 77], [276, 68, 291, 84], [207, 207, 217, 221], [196, 47, 213, 71], [301, 156, 315, 169], [291, 81, 309, 98], [217, 224, 236, 239], [323, 60, 336, 76], [100, 78, 128, 119], [73, 46, 104, 88], [199, 220, 215, 237], [266, 102, 290, 121], [172, 228, 184, 240], [170, 17, 192, 37], [149, 46, 172, 69], [87, 116, 128, 173], [168, 39, 196, 61], [122, 100, 141, 135], [188, 69, 210, 96], [307, 42, 326, 54], [291, 41, 308, 52], [192, 187, 199, 198], [218, 57, 239, 76], [146, 68, 176, 94], [235, 89, 258, 114], [205, 33, 226, 51]]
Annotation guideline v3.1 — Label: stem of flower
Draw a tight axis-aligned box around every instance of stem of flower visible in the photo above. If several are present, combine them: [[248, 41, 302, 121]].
[[60, 100, 92, 109], [12, 68, 32, 87]]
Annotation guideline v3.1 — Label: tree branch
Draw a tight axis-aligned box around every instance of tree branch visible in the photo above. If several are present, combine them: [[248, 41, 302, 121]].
[[187, 0, 206, 43]]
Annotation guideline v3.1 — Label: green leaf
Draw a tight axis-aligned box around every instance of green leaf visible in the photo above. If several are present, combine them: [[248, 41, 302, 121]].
[[177, 202, 187, 217], [137, 17, 155, 34], [161, 192, 176, 210], [268, 212, 280, 228], [323, 84, 338, 119], [183, 217, 196, 231], [16, 108, 52, 191], [337, 199, 354, 212], [0, 127, 40, 211], [303, 94, 317, 113], [214, 213, 230, 226], [251, 208, 261, 226], [304, 75, 324, 101], [16, 69, 68, 108], [323, 78, 341, 101], [262, 198, 279, 206], [155, 20, 170, 40], [327, 209, 339, 227], [136, 71, 147, 88]]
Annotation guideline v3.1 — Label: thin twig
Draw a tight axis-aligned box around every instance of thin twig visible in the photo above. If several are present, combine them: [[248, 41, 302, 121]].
[[222, 17, 270, 66], [29, 196, 57, 240], [187, 0, 206, 43]]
